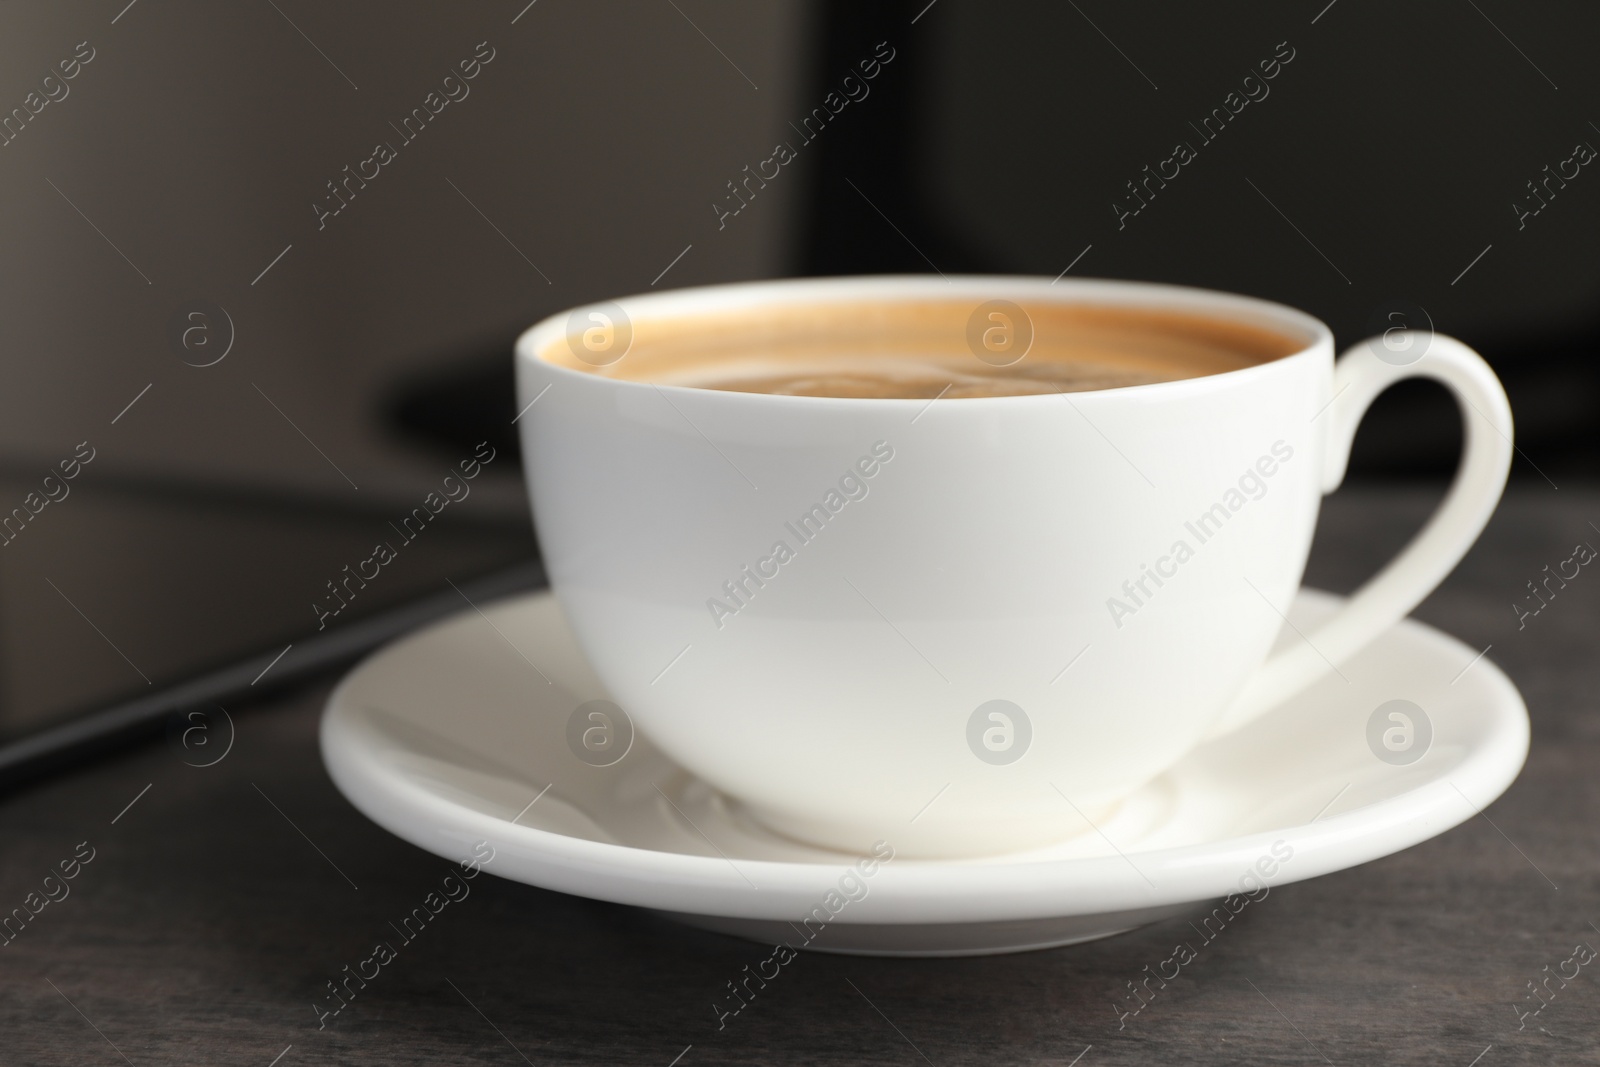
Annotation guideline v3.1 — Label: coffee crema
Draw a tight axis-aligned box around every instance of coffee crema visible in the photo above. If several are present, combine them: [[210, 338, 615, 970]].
[[541, 298, 1305, 399]]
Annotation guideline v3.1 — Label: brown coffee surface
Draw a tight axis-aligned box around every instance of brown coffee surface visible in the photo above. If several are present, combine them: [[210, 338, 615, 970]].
[[541, 297, 1306, 398], [691, 358, 1162, 398]]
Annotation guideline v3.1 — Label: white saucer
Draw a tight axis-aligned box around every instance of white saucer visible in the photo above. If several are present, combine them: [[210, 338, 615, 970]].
[[320, 588, 1528, 957]]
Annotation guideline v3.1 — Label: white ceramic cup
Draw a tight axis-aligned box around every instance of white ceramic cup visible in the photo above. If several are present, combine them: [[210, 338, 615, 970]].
[[516, 276, 1512, 858]]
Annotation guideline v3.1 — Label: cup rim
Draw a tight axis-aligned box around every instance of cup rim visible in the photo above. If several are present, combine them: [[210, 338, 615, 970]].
[[516, 274, 1335, 404]]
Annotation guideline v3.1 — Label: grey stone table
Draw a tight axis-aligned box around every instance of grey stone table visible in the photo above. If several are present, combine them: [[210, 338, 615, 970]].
[[3, 485, 1596, 1066]]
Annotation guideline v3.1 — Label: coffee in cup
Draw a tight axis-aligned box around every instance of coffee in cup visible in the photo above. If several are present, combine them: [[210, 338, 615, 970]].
[[545, 299, 1304, 398]]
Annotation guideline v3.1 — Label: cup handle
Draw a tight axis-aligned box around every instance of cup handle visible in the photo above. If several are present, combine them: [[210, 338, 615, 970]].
[[1205, 331, 1513, 740]]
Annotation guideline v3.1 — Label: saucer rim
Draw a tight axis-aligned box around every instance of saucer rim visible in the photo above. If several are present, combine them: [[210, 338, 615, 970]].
[[320, 589, 1528, 927]]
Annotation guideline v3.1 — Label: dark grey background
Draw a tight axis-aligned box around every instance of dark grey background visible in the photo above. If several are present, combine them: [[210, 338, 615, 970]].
[[0, 0, 806, 737], [806, 0, 1600, 479]]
